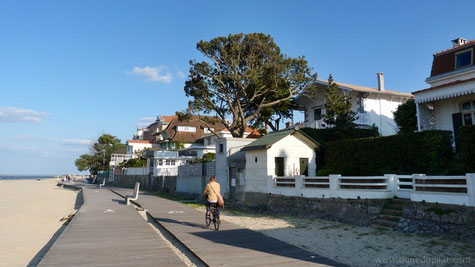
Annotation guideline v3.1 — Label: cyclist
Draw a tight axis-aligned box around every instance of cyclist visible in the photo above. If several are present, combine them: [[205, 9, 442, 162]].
[[201, 176, 221, 215]]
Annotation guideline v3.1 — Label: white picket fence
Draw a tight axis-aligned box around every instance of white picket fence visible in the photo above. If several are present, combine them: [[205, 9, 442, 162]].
[[269, 174, 475, 206]]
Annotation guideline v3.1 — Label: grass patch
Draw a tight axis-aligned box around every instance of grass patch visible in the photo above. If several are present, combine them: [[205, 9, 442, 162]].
[[143, 190, 195, 201]]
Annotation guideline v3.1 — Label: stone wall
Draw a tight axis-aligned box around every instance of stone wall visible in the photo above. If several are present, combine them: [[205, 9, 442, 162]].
[[176, 162, 215, 196], [235, 192, 386, 226], [113, 174, 176, 194], [395, 202, 475, 241]]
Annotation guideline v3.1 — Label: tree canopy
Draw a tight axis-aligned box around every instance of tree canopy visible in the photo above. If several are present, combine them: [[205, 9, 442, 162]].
[[74, 134, 126, 174], [323, 74, 356, 130], [182, 33, 317, 137], [393, 99, 417, 134]]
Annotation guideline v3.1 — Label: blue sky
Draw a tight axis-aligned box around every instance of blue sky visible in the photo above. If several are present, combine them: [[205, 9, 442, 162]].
[[0, 0, 474, 175]]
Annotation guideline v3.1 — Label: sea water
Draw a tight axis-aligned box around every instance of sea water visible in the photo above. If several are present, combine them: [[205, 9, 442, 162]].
[[0, 175, 55, 180]]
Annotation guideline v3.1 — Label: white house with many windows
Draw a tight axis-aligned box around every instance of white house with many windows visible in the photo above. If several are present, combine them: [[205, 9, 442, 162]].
[[413, 38, 475, 148], [145, 150, 192, 177], [297, 73, 413, 136]]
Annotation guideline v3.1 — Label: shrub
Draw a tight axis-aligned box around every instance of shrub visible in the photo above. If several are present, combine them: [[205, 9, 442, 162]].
[[323, 130, 452, 175], [301, 126, 379, 145], [460, 125, 475, 172], [301, 127, 380, 172]]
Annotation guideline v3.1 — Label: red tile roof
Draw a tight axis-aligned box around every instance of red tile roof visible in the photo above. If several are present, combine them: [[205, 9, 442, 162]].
[[160, 115, 177, 123], [434, 40, 475, 56], [412, 77, 475, 94]]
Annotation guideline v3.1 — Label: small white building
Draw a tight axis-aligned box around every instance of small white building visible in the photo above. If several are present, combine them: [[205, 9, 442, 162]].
[[241, 129, 319, 193], [297, 74, 413, 136], [413, 38, 475, 149]]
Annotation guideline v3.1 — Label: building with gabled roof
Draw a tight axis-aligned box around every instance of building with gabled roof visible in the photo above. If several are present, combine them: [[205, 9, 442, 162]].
[[413, 38, 475, 149], [297, 74, 412, 136]]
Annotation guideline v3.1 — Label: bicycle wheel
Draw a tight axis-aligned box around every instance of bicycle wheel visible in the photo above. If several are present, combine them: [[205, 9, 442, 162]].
[[205, 212, 211, 226], [213, 213, 220, 230]]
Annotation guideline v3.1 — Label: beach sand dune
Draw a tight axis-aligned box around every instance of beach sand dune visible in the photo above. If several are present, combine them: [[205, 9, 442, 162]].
[[0, 178, 77, 267]]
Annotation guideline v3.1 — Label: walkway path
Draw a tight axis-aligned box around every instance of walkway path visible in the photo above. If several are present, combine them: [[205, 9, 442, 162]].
[[111, 187, 345, 267], [39, 184, 186, 266]]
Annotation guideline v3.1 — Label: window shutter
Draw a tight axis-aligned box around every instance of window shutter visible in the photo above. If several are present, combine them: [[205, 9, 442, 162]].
[[452, 113, 463, 152]]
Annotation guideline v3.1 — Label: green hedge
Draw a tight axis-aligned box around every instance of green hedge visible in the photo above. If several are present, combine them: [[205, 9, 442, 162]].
[[301, 126, 380, 145], [323, 130, 453, 175], [460, 125, 475, 172], [301, 127, 380, 172]]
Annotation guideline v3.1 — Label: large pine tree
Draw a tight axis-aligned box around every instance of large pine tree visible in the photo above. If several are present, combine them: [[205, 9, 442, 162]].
[[323, 75, 356, 130]]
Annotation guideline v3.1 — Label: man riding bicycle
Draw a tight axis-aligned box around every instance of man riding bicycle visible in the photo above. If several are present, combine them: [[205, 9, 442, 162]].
[[201, 176, 221, 215]]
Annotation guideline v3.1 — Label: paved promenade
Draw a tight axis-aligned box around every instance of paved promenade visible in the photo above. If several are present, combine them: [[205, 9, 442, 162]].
[[111, 187, 345, 267], [39, 184, 186, 266]]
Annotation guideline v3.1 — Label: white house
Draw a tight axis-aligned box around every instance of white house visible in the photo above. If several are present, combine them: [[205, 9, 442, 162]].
[[413, 38, 475, 148], [241, 129, 319, 193], [126, 140, 154, 155], [145, 150, 192, 177], [297, 73, 413, 136]]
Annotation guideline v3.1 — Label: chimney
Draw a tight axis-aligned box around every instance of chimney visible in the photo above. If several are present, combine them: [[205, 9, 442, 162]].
[[377, 73, 385, 91], [451, 38, 468, 48]]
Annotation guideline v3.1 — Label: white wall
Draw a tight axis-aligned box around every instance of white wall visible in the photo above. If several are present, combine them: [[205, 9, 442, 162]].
[[244, 149, 268, 193], [269, 135, 316, 176], [431, 94, 475, 132], [215, 138, 255, 196], [127, 142, 153, 155]]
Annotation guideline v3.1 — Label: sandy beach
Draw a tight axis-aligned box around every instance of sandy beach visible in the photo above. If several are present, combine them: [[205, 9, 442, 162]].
[[188, 204, 474, 266], [0, 178, 78, 267]]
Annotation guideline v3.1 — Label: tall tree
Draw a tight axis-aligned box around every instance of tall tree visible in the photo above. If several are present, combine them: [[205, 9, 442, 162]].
[[74, 134, 126, 174], [182, 33, 317, 137], [323, 74, 356, 130], [393, 99, 417, 134]]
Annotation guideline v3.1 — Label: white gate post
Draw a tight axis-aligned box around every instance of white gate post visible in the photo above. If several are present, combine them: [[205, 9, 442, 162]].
[[329, 174, 341, 198], [385, 174, 397, 197], [466, 173, 475, 207]]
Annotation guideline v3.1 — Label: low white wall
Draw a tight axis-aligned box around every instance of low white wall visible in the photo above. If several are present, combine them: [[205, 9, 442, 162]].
[[259, 174, 475, 207]]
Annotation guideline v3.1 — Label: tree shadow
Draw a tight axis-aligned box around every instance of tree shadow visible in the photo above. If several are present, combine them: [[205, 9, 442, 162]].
[[153, 217, 209, 230], [190, 228, 347, 266]]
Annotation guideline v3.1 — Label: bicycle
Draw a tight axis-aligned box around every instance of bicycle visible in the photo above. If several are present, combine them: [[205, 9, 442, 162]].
[[205, 202, 221, 230]]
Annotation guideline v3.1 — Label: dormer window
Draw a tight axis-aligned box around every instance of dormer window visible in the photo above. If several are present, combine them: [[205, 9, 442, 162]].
[[455, 49, 473, 69], [203, 128, 214, 133], [177, 126, 196, 132]]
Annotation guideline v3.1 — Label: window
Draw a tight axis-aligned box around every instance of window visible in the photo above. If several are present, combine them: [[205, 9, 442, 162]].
[[313, 108, 322, 120], [455, 49, 473, 69], [219, 144, 224, 153], [177, 126, 196, 132], [165, 159, 176, 166], [275, 157, 284, 176], [203, 128, 214, 133], [461, 101, 475, 126], [304, 110, 308, 122], [157, 159, 163, 166]]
